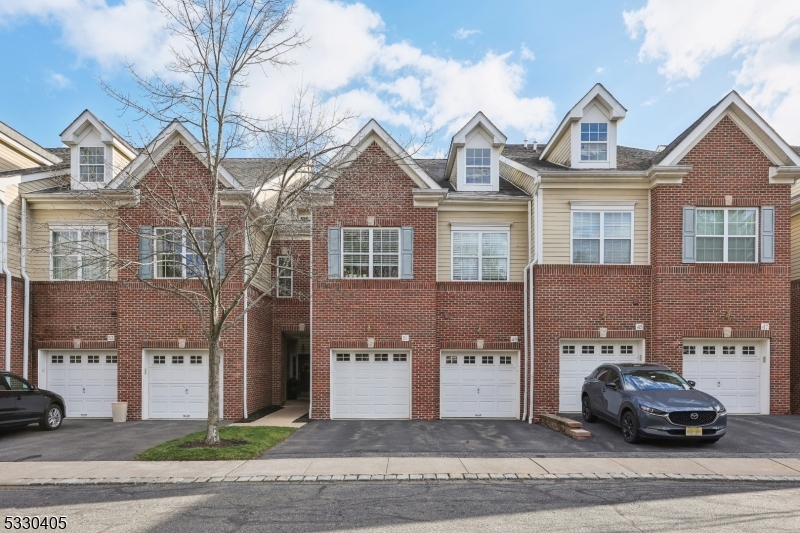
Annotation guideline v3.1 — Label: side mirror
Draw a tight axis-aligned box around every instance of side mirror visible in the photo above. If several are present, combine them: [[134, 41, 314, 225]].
[[606, 382, 618, 390], [688, 380, 696, 388]]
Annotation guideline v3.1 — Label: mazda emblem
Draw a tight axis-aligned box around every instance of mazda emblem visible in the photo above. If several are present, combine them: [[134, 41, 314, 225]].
[[690, 412, 699, 420]]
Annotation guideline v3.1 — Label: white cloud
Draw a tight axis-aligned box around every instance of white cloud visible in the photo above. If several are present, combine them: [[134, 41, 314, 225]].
[[453, 28, 481, 40], [0, 0, 556, 149], [46, 71, 72, 89], [595, 66, 605, 75], [624, 0, 800, 142], [520, 43, 535, 61]]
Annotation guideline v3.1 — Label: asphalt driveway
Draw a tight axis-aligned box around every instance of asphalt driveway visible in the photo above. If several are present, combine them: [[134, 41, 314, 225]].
[[263, 415, 800, 459], [0, 419, 211, 462]]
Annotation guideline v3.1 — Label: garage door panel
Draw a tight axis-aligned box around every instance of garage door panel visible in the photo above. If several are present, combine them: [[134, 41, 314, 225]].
[[47, 354, 118, 418], [682, 342, 762, 414], [330, 353, 410, 419], [148, 353, 209, 419], [440, 354, 518, 418], [559, 342, 638, 412]]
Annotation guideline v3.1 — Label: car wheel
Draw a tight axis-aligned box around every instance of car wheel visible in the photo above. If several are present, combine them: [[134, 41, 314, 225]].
[[581, 395, 597, 423], [39, 404, 63, 431], [621, 410, 640, 444]]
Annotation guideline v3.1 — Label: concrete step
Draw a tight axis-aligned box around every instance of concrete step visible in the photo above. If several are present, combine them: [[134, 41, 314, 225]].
[[539, 413, 592, 440]]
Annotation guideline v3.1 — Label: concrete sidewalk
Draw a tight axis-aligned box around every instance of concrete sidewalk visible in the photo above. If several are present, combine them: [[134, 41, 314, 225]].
[[230, 400, 309, 428], [2, 457, 800, 485]]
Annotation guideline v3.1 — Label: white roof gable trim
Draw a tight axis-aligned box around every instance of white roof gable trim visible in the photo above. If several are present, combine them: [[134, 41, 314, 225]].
[[656, 91, 800, 170], [60, 110, 137, 159], [540, 83, 627, 161], [334, 119, 441, 189], [108, 121, 241, 190], [444, 112, 508, 179]]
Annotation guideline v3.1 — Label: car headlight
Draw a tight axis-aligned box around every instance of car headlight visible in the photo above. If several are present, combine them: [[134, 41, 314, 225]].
[[714, 404, 726, 414], [639, 404, 668, 416]]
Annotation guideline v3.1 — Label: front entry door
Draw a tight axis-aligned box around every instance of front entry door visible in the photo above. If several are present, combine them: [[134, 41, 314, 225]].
[[297, 354, 310, 398]]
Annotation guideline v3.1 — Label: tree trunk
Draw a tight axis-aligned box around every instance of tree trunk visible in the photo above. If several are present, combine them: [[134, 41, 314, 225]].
[[205, 335, 221, 445]]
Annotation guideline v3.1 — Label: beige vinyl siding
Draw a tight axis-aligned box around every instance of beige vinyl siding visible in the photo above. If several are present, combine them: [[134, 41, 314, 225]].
[[3, 183, 22, 275], [542, 188, 649, 264], [0, 142, 44, 172], [547, 132, 571, 167], [438, 209, 529, 282], [499, 160, 536, 193], [249, 231, 272, 293], [28, 208, 118, 281], [529, 195, 535, 262], [792, 213, 800, 280]]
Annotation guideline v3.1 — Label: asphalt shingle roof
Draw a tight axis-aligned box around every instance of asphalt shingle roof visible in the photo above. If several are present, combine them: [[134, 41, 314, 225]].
[[415, 158, 528, 196], [502, 144, 659, 172]]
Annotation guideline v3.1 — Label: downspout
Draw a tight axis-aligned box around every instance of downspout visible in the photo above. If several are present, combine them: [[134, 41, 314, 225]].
[[21, 199, 30, 379], [242, 231, 249, 419], [2, 201, 11, 372], [309, 229, 313, 419], [528, 264, 535, 423], [522, 262, 532, 422]]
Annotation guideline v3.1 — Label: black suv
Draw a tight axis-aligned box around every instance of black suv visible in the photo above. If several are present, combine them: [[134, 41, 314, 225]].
[[0, 372, 65, 430]]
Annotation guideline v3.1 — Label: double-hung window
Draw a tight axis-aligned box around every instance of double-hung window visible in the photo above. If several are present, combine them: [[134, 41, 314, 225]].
[[580, 123, 608, 161], [79, 147, 105, 183], [342, 228, 399, 278], [154, 228, 213, 278], [51, 227, 108, 280], [696, 208, 757, 263], [571, 211, 632, 264], [277, 256, 293, 297], [452, 228, 509, 281], [465, 148, 491, 184]]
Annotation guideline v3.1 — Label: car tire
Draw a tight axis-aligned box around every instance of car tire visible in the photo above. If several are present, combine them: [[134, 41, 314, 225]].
[[40, 404, 63, 431], [621, 410, 640, 444], [581, 395, 597, 423]]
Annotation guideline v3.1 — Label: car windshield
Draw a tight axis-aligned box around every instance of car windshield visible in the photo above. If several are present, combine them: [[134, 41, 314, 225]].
[[622, 370, 692, 391]]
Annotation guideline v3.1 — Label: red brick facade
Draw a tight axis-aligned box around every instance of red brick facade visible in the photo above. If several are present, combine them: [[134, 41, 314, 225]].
[[791, 280, 800, 414], [0, 275, 26, 376]]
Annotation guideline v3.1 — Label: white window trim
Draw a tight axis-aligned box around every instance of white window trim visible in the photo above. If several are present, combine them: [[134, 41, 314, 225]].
[[277, 256, 293, 298], [579, 123, 609, 162], [464, 147, 492, 187], [695, 207, 759, 264], [341, 227, 401, 279], [569, 209, 634, 265], [153, 227, 213, 279], [49, 224, 110, 281], [450, 224, 511, 282], [78, 146, 106, 184]]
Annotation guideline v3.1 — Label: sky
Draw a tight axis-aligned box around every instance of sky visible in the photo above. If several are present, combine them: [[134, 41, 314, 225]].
[[1, 0, 799, 157]]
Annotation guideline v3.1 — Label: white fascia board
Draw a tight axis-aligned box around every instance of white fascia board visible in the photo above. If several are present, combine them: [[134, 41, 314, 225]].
[[334, 119, 441, 190], [20, 169, 69, 183], [110, 122, 241, 190], [412, 189, 447, 208], [658, 92, 800, 167], [645, 165, 692, 187], [541, 83, 627, 161], [499, 155, 539, 179], [768, 166, 800, 184]]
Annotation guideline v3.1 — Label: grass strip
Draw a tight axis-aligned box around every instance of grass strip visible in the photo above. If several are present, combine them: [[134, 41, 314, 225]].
[[136, 426, 296, 461]]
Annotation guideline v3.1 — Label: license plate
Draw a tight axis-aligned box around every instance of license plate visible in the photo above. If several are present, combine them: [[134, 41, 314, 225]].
[[685, 427, 703, 436]]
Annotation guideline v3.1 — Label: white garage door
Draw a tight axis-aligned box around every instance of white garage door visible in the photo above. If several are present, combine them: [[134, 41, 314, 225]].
[[46, 353, 117, 418], [441, 353, 519, 418], [559, 341, 640, 412], [331, 352, 410, 419], [682, 342, 761, 414], [148, 353, 208, 419]]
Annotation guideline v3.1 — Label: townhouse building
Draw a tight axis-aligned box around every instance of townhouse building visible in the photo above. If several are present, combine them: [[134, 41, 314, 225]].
[[1, 84, 799, 423]]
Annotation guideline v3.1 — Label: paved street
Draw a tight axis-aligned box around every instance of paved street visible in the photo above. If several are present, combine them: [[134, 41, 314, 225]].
[[2, 480, 799, 532], [265, 415, 800, 458]]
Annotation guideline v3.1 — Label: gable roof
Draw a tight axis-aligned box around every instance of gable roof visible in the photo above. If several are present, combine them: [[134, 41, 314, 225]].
[[653, 91, 800, 167], [109, 121, 242, 190], [0, 120, 63, 166], [60, 109, 138, 157], [444, 112, 508, 179], [540, 83, 627, 162], [332, 119, 441, 189]]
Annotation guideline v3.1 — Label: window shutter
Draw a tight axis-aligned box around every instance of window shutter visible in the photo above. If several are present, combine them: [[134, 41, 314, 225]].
[[216, 227, 226, 277], [682, 206, 696, 264], [139, 226, 153, 279], [328, 227, 341, 278], [761, 206, 775, 263], [401, 226, 414, 279]]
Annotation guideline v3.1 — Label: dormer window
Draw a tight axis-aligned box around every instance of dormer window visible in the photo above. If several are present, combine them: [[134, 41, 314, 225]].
[[465, 148, 491, 184], [580, 123, 607, 161], [79, 147, 105, 182]]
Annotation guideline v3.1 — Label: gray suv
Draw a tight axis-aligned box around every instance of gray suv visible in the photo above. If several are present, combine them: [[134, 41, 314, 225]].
[[581, 364, 727, 444]]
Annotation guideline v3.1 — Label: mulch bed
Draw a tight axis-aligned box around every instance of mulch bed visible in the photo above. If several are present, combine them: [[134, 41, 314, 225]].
[[179, 438, 249, 449], [292, 413, 310, 423], [235, 405, 283, 423]]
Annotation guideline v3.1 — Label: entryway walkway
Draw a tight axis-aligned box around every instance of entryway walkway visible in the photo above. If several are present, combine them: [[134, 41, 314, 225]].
[[231, 400, 309, 428]]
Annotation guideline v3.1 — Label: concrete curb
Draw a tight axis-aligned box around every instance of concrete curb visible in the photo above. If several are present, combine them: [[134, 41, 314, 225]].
[[8, 473, 800, 486]]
